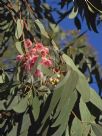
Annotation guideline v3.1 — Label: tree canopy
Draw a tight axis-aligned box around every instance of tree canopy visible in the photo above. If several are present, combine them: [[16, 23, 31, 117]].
[[0, 0, 102, 136]]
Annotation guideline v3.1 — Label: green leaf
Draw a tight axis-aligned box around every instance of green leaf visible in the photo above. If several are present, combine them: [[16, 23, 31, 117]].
[[51, 91, 77, 136], [40, 70, 77, 133], [91, 124, 102, 136], [53, 70, 78, 120], [71, 116, 91, 136], [42, 125, 49, 136], [52, 122, 67, 136], [91, 127, 96, 136], [8, 124, 18, 136], [62, 54, 84, 77], [79, 98, 95, 136], [98, 115, 102, 125], [15, 41, 24, 55], [0, 73, 5, 83], [32, 95, 40, 121], [45, 69, 72, 118], [76, 77, 90, 102], [65, 125, 69, 136], [34, 19, 49, 38], [13, 96, 28, 113], [20, 131, 28, 136], [0, 22, 10, 31], [71, 117, 83, 136], [52, 91, 77, 127], [0, 100, 5, 110], [42, 3, 51, 10], [62, 53, 90, 102], [86, 2, 95, 13], [62, 54, 77, 70], [20, 113, 31, 136], [90, 88, 102, 111], [16, 66, 21, 81], [0, 70, 9, 83], [49, 23, 60, 33], [80, 98, 95, 122], [37, 69, 71, 134], [82, 124, 91, 136], [7, 95, 19, 110], [68, 7, 78, 19], [38, 64, 53, 76], [0, 119, 6, 128], [15, 19, 23, 39]]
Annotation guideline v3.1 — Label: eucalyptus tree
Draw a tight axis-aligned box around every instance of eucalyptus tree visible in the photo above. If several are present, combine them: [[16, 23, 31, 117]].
[[0, 0, 102, 136]]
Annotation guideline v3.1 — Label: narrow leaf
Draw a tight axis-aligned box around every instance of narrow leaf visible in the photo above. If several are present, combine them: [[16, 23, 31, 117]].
[[71, 117, 83, 136], [13, 96, 28, 113], [15, 19, 23, 39], [62, 54, 90, 102], [80, 98, 94, 122], [37, 69, 71, 133], [8, 124, 18, 136], [15, 41, 24, 55], [53, 70, 78, 120], [32, 95, 40, 121], [91, 124, 102, 136], [76, 77, 90, 102], [52, 91, 77, 136], [34, 19, 49, 38], [90, 88, 102, 111], [68, 7, 78, 19], [20, 113, 31, 135], [52, 91, 77, 128]]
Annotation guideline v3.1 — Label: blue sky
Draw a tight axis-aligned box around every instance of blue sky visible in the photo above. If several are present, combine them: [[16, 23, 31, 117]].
[[59, 18, 102, 92], [48, 0, 102, 64], [47, 0, 102, 93], [59, 17, 102, 63]]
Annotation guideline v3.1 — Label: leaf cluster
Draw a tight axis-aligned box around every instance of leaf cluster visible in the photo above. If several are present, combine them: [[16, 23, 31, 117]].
[[0, 1, 102, 136]]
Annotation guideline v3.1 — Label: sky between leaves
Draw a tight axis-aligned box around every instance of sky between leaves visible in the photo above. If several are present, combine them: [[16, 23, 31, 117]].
[[46, 0, 102, 92]]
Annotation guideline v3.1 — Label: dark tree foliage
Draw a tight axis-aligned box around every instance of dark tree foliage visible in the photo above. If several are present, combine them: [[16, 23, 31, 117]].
[[57, 0, 102, 32], [0, 0, 102, 136]]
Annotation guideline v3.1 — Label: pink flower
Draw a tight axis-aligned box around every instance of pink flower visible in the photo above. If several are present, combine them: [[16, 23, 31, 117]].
[[16, 41, 52, 78], [34, 43, 49, 56], [34, 69, 43, 78], [44, 47, 49, 54], [24, 39, 32, 48], [16, 55, 23, 61], [41, 57, 52, 67], [24, 62, 31, 71], [35, 43, 44, 50], [40, 49, 47, 57], [30, 48, 37, 55], [40, 47, 49, 57], [30, 55, 38, 66]]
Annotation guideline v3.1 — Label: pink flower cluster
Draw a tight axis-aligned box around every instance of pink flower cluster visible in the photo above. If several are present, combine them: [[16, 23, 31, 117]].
[[24, 39, 32, 48], [16, 39, 52, 78]]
